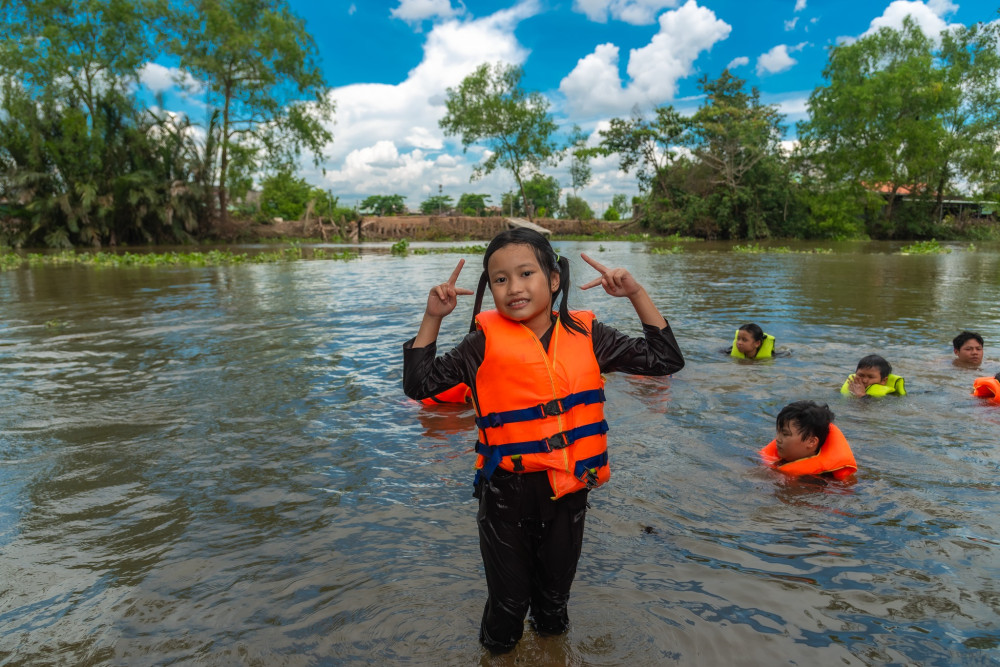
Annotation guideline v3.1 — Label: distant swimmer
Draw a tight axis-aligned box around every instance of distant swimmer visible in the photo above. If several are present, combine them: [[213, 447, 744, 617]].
[[842, 354, 906, 397]]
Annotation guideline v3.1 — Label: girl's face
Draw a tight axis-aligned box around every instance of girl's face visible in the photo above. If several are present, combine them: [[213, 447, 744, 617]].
[[487, 243, 559, 337], [775, 420, 820, 463], [735, 330, 762, 357]]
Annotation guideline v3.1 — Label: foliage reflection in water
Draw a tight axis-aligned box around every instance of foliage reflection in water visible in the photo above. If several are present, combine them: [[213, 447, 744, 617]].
[[0, 241, 999, 664]]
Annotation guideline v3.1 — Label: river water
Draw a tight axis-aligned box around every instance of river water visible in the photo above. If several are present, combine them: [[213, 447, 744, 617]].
[[1, 240, 999, 665]]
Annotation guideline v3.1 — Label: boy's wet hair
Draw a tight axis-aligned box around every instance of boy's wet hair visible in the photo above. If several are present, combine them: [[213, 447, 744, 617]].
[[738, 323, 765, 342], [776, 401, 833, 446], [856, 354, 891, 380], [953, 331, 983, 350], [470, 228, 587, 335]]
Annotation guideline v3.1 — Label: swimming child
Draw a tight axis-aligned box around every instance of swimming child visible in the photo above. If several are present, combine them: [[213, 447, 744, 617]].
[[403, 228, 684, 653], [972, 371, 1000, 404], [759, 400, 857, 480], [841, 354, 906, 397], [730, 323, 775, 359], [953, 331, 984, 368]]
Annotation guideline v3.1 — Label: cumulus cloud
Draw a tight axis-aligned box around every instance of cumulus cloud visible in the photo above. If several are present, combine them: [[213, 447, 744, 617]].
[[391, 0, 465, 25], [756, 42, 806, 76], [861, 0, 960, 39], [319, 1, 540, 204], [573, 0, 682, 25], [560, 0, 730, 116], [726, 56, 749, 70], [795, 0, 806, 10], [784, 17, 798, 31], [139, 62, 202, 95]]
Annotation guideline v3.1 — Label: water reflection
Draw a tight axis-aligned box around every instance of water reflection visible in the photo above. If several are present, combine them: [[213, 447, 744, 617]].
[[1, 242, 999, 664]]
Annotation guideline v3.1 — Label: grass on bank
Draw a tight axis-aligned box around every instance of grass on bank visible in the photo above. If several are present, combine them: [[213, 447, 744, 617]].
[[0, 245, 358, 271]]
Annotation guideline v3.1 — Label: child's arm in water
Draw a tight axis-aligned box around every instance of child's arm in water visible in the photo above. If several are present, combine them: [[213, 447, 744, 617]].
[[579, 253, 667, 329], [412, 259, 474, 349]]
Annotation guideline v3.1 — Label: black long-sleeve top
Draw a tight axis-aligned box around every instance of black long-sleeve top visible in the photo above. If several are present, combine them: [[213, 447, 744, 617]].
[[403, 317, 685, 402]]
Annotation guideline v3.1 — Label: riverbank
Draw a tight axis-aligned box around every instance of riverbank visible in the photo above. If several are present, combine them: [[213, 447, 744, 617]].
[[238, 214, 641, 243]]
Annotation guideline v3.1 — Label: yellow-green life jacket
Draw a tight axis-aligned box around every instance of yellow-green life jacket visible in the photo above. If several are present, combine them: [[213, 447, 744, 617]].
[[840, 373, 906, 396], [730, 331, 775, 359]]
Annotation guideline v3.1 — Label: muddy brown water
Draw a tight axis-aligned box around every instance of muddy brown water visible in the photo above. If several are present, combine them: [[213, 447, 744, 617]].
[[1, 240, 999, 665]]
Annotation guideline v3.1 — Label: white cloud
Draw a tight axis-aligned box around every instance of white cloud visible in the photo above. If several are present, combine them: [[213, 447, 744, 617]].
[[756, 42, 806, 76], [794, 0, 806, 11], [784, 17, 798, 31], [861, 0, 960, 39], [139, 62, 201, 95], [391, 0, 465, 25], [727, 56, 749, 70], [560, 0, 730, 116], [348, 4, 356, 15], [319, 1, 541, 203], [573, 0, 681, 25]]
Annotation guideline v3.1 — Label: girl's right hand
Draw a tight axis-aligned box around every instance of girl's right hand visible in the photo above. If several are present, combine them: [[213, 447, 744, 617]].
[[426, 259, 474, 319]]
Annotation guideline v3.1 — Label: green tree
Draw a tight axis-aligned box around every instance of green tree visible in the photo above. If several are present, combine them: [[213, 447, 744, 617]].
[[259, 169, 327, 221], [359, 194, 406, 216], [170, 0, 334, 230], [567, 124, 592, 195], [456, 192, 491, 215], [611, 193, 630, 217], [563, 195, 594, 220], [522, 173, 560, 218], [590, 105, 689, 197], [797, 17, 949, 237], [419, 194, 454, 215], [439, 62, 559, 219], [0, 0, 187, 246], [687, 70, 791, 239], [934, 21, 1000, 210]]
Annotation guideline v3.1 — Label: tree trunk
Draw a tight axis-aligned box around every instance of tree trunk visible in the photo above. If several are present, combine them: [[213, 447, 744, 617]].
[[217, 80, 233, 232]]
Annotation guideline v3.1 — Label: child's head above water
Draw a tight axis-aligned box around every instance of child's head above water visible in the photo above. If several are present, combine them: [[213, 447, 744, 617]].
[[953, 331, 984, 366], [471, 229, 586, 335], [735, 323, 765, 357], [855, 354, 891, 386], [775, 401, 833, 462]]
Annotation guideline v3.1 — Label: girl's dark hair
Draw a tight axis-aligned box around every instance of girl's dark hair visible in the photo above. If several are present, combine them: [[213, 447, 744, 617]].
[[738, 322, 765, 342], [470, 228, 587, 335]]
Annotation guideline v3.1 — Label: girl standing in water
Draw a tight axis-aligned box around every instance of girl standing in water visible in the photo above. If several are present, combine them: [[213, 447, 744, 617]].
[[403, 229, 684, 652]]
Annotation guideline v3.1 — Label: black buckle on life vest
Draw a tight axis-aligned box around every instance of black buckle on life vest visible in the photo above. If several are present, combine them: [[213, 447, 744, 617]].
[[545, 432, 570, 451], [541, 398, 564, 417], [583, 467, 599, 489]]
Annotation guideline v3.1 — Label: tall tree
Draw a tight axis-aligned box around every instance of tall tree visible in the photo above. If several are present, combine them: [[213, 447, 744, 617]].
[[170, 0, 334, 230], [567, 124, 592, 195], [935, 20, 1000, 211], [439, 62, 559, 219], [688, 70, 789, 238], [797, 17, 948, 237]]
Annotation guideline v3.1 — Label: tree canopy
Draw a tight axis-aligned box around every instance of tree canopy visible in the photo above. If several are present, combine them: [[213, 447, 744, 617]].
[[439, 62, 559, 219], [0, 0, 335, 247]]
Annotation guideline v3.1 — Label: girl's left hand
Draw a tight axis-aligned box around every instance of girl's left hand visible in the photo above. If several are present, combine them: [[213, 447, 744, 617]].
[[579, 253, 641, 298]]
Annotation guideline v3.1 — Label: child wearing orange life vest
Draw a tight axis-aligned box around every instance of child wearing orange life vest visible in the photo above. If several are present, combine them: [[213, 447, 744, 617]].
[[403, 229, 684, 653], [760, 400, 857, 481]]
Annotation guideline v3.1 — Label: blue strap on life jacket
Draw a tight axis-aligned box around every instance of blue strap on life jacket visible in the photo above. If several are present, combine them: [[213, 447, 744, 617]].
[[474, 389, 606, 429], [474, 420, 609, 480], [575, 452, 609, 488]]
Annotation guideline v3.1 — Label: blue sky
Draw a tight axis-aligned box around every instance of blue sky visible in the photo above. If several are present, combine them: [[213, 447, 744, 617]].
[[146, 0, 998, 212]]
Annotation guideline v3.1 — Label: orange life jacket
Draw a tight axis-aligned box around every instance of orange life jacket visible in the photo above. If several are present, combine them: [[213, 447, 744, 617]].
[[759, 424, 857, 481], [420, 383, 472, 405], [972, 377, 1000, 404], [472, 309, 608, 499]]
